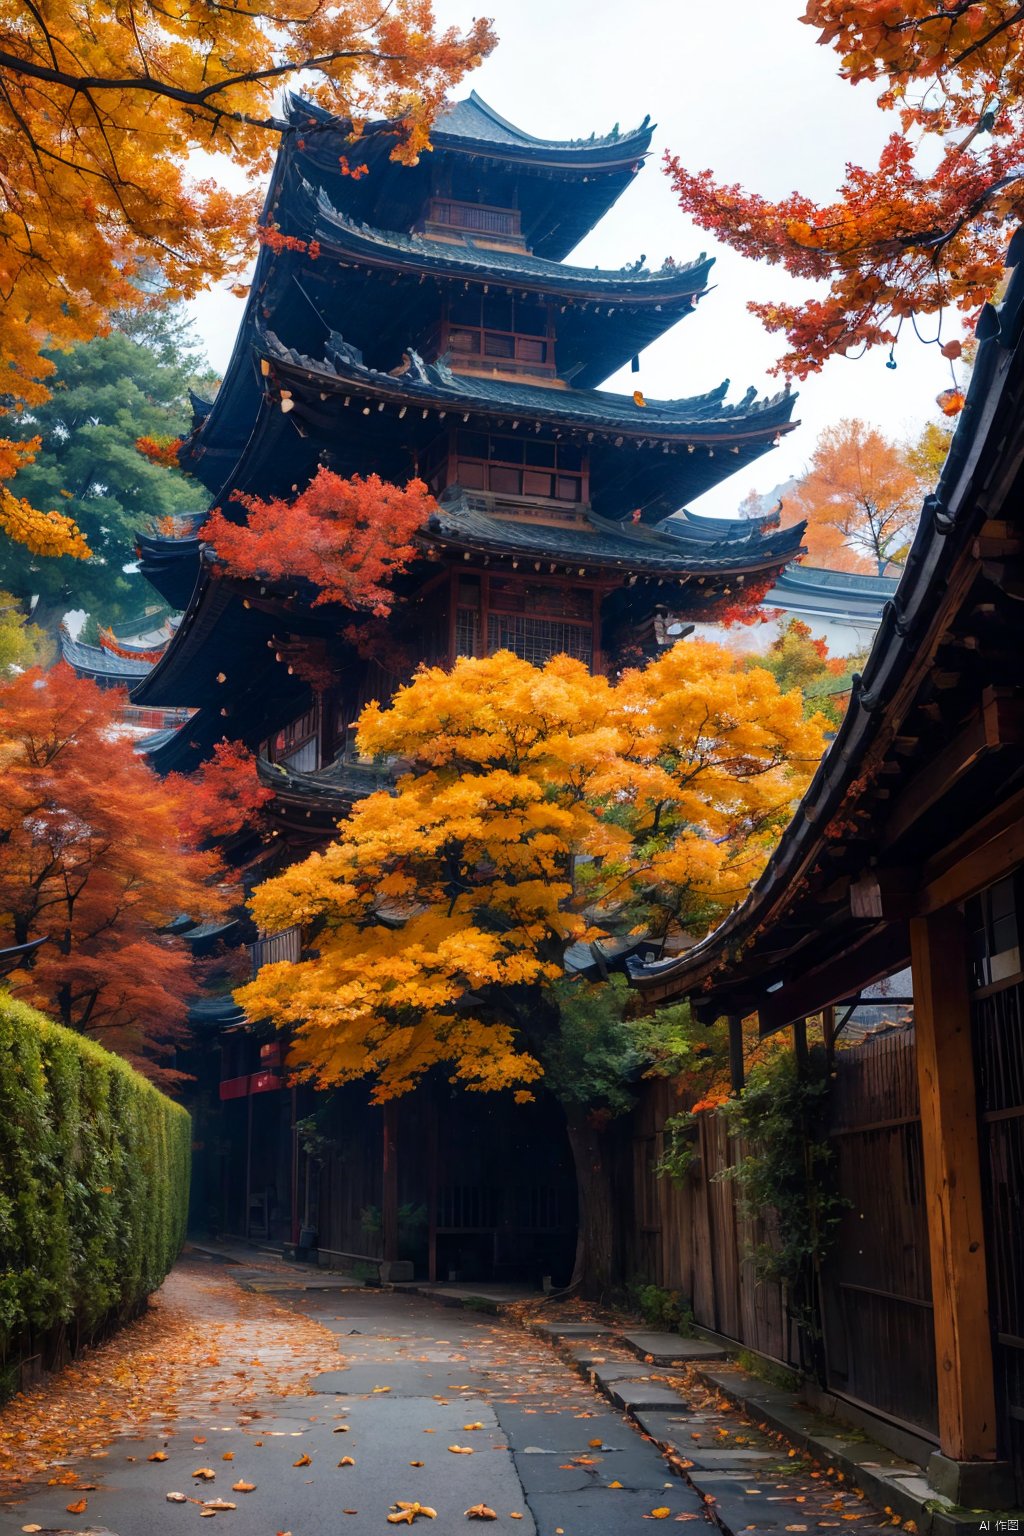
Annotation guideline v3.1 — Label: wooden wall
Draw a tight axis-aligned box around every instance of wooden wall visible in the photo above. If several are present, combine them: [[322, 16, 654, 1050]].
[[624, 1028, 939, 1439]]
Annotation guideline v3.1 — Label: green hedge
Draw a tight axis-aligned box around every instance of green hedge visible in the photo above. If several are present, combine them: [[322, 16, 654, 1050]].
[[0, 994, 191, 1384]]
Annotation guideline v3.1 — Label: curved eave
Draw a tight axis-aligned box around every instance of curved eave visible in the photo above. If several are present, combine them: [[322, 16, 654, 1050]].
[[263, 330, 797, 448], [60, 633, 155, 687], [290, 91, 654, 173], [312, 197, 713, 306], [425, 503, 806, 578], [632, 249, 1024, 1012], [0, 936, 48, 977]]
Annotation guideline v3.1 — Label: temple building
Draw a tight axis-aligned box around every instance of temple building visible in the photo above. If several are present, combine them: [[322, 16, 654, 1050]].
[[129, 91, 807, 1277]]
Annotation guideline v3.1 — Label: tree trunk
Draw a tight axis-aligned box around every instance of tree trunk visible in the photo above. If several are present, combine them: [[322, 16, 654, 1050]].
[[564, 1108, 618, 1299]]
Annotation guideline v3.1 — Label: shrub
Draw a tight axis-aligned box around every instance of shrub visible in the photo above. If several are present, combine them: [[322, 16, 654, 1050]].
[[628, 1281, 695, 1336], [0, 993, 191, 1389]]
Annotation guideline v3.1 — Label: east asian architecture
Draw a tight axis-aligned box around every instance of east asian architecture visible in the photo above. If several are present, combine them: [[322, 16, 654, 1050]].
[[125, 91, 806, 1280]]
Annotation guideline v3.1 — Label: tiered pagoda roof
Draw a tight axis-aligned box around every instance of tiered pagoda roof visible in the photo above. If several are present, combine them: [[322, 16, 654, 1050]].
[[136, 89, 808, 785], [290, 91, 658, 259]]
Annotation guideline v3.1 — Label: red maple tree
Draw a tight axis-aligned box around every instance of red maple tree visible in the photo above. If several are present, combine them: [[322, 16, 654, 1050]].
[[666, 1, 1024, 377], [201, 468, 436, 614], [0, 666, 230, 1080], [168, 739, 274, 845]]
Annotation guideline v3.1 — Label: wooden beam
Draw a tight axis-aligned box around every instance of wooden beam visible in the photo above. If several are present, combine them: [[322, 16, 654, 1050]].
[[921, 785, 1024, 915], [850, 868, 915, 920], [882, 690, 1024, 850], [910, 908, 998, 1462], [756, 924, 910, 1037]]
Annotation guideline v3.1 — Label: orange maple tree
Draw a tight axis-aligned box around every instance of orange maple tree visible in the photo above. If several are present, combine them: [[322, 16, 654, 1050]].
[[787, 418, 924, 571], [0, 665, 230, 1078], [0, 0, 494, 555], [666, 1, 1024, 376], [201, 468, 436, 613]]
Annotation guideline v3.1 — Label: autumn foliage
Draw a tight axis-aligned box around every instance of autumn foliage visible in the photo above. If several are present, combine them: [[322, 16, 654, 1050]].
[[168, 740, 274, 845], [666, 1, 1024, 374], [0, 665, 229, 1078], [788, 417, 924, 571], [0, 0, 494, 554], [202, 468, 436, 612], [239, 643, 826, 1101]]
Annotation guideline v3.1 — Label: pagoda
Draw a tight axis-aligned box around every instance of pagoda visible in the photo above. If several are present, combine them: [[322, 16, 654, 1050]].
[[131, 91, 805, 1272]]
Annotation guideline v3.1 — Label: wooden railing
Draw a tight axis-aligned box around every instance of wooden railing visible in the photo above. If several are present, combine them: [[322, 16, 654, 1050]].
[[249, 925, 301, 976], [422, 197, 522, 241]]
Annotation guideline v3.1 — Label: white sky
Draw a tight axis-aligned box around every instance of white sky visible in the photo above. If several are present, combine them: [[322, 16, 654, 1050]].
[[187, 0, 960, 517]]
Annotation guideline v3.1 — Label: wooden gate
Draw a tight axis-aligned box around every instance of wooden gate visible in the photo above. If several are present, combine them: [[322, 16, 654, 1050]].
[[972, 974, 1024, 1500], [822, 1030, 938, 1439]]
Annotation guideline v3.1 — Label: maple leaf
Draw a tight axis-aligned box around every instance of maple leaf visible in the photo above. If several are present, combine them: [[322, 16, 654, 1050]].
[[465, 1505, 498, 1520], [202, 469, 436, 615], [0, 5, 495, 553], [664, 2, 1024, 374], [0, 665, 231, 1082]]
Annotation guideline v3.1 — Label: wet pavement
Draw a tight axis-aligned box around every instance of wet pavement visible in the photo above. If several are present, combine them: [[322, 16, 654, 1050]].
[[0, 1255, 898, 1536]]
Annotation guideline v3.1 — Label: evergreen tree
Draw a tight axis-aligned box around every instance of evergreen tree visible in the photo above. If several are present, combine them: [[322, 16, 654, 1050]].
[[0, 309, 214, 634]]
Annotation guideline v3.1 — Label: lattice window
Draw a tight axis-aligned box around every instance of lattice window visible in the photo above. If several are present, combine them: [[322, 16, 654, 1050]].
[[487, 614, 593, 666], [455, 607, 480, 658]]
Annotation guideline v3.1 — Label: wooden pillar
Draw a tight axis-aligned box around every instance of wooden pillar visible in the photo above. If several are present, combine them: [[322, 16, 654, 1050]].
[[427, 1098, 439, 1284], [244, 1091, 254, 1241], [822, 1005, 836, 1072], [727, 1014, 745, 1095], [910, 908, 998, 1462], [382, 1100, 400, 1264], [792, 1015, 809, 1073], [289, 1086, 300, 1248]]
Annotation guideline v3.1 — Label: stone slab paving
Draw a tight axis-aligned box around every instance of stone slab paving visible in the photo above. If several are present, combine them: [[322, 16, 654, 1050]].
[[621, 1331, 729, 1364]]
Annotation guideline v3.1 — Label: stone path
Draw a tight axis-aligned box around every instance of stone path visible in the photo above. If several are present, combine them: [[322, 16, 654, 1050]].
[[0, 1250, 899, 1536]]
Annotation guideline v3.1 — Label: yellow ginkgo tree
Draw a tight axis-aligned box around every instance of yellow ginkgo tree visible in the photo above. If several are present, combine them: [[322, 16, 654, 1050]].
[[240, 643, 826, 1292]]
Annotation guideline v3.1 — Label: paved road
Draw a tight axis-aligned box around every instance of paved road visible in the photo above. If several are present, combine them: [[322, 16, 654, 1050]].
[[0, 1279, 702, 1536]]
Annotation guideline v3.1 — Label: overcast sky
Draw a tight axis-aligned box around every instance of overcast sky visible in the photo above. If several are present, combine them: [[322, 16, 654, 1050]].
[[187, 0, 959, 517]]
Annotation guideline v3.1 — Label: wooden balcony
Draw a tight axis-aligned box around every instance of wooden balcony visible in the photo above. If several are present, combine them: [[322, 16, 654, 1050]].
[[419, 197, 526, 248]]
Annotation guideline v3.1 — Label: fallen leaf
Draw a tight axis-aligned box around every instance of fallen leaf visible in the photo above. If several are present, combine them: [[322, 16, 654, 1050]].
[[148, 1451, 169, 1462], [194, 1436, 207, 1445], [589, 1438, 603, 1448], [448, 1445, 474, 1454], [231, 1480, 256, 1493], [647, 1511, 671, 1521], [466, 1505, 497, 1520], [409, 1461, 424, 1467], [608, 1480, 624, 1488], [675, 1517, 700, 1524], [204, 1498, 238, 1511], [201, 1510, 216, 1518], [166, 1492, 188, 1502], [293, 1453, 312, 1467], [372, 1385, 392, 1394], [222, 1452, 234, 1461], [333, 1425, 351, 1433], [193, 1468, 216, 1480], [66, 1499, 88, 1514], [463, 1422, 484, 1431], [21, 1526, 43, 1532], [338, 1456, 355, 1467]]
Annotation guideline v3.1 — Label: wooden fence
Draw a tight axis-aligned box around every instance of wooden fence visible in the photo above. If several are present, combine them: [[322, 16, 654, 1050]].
[[625, 1027, 939, 1440]]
